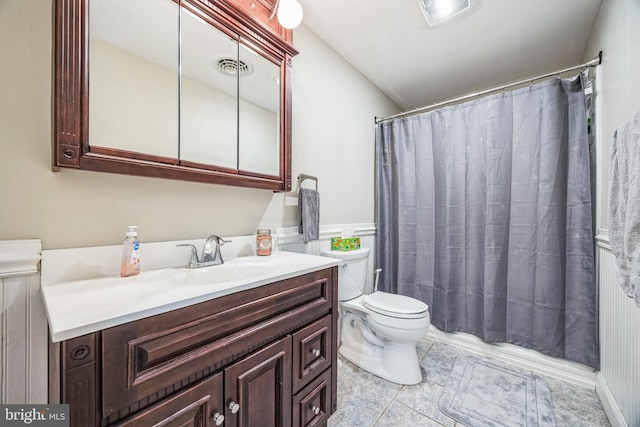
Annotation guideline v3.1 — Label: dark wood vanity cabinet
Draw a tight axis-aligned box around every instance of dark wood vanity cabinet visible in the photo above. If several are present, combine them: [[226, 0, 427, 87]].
[[50, 267, 339, 427]]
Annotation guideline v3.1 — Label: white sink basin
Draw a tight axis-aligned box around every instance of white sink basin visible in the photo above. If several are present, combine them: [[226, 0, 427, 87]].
[[41, 248, 341, 342], [172, 259, 278, 286]]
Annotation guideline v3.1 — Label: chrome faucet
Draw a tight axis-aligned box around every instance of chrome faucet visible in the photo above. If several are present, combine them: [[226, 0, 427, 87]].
[[177, 235, 231, 268]]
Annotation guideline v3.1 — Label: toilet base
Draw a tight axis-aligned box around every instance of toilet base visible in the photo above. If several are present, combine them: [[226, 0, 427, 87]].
[[339, 314, 423, 385]]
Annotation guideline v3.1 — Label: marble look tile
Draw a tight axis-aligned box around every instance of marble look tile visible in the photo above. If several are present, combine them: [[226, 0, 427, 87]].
[[327, 412, 352, 427], [420, 341, 463, 386], [331, 341, 612, 427], [417, 336, 436, 361], [331, 357, 402, 426], [395, 380, 456, 427], [375, 401, 447, 426], [543, 376, 611, 427], [328, 400, 385, 426]]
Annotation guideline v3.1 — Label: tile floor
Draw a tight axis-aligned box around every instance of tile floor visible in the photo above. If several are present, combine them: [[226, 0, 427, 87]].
[[327, 337, 611, 427]]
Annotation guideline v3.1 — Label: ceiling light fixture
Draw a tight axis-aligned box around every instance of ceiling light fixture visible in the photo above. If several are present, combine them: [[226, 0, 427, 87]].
[[270, 0, 303, 30], [418, 0, 470, 26]]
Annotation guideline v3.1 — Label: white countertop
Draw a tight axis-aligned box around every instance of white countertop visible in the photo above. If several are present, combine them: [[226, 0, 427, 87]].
[[41, 237, 340, 342]]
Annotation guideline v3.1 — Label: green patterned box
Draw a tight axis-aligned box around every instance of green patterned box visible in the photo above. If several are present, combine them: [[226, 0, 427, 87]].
[[331, 237, 361, 251]]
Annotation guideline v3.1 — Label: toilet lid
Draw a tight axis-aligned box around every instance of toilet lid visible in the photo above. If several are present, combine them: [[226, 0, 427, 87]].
[[363, 291, 429, 319]]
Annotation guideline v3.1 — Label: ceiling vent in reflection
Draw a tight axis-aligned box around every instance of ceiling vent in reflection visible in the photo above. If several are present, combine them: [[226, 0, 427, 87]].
[[216, 58, 253, 77], [418, 0, 470, 25]]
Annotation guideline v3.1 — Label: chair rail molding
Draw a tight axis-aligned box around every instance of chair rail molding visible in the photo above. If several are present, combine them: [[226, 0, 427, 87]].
[[0, 240, 42, 278], [275, 223, 376, 246], [276, 223, 377, 294]]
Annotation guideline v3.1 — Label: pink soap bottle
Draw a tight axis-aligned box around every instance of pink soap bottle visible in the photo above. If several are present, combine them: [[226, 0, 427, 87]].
[[120, 226, 141, 277]]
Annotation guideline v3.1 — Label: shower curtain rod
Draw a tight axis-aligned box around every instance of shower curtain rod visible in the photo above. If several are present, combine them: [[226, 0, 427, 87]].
[[375, 51, 602, 124]]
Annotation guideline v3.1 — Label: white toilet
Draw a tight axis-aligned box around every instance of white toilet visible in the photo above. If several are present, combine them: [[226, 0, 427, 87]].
[[320, 248, 430, 385]]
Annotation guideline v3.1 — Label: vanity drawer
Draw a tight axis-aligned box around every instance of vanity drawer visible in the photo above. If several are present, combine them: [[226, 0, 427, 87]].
[[292, 368, 332, 427], [101, 268, 334, 419], [114, 372, 224, 427], [292, 315, 332, 394]]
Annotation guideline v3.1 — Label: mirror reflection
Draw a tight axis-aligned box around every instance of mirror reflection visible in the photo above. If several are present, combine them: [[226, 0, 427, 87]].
[[89, 0, 179, 159], [88, 0, 282, 175], [180, 9, 238, 169], [238, 43, 281, 176]]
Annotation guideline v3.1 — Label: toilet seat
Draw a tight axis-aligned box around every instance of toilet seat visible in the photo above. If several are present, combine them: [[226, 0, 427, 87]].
[[363, 291, 429, 319]]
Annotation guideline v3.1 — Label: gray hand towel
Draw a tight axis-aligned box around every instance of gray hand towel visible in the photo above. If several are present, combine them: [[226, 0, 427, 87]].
[[298, 188, 320, 243], [608, 110, 640, 307]]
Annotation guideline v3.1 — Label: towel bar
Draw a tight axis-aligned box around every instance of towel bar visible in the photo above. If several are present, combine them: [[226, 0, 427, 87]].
[[297, 174, 318, 190]]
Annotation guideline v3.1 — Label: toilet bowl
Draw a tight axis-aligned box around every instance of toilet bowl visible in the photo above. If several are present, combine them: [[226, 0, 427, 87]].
[[320, 248, 430, 385]]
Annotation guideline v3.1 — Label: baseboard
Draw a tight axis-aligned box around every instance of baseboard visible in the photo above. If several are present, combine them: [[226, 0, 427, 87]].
[[596, 373, 629, 427], [427, 327, 597, 389]]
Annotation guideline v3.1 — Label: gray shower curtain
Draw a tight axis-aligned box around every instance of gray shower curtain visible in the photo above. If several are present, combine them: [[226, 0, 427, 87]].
[[376, 76, 598, 368]]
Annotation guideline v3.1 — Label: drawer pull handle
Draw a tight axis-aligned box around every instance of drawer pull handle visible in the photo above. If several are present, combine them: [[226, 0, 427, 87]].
[[311, 405, 321, 415], [229, 401, 240, 414], [71, 345, 90, 361], [311, 348, 321, 357], [213, 412, 225, 425]]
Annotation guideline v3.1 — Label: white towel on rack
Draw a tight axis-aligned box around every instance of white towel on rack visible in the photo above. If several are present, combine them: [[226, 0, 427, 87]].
[[608, 110, 640, 307], [298, 188, 320, 243]]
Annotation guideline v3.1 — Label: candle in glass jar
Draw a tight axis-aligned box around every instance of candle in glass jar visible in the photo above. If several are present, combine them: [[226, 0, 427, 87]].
[[256, 229, 272, 256]]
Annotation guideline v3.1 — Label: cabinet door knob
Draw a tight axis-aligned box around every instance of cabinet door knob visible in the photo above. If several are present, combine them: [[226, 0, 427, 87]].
[[311, 405, 321, 415], [213, 412, 225, 425], [311, 348, 321, 357], [229, 401, 240, 414]]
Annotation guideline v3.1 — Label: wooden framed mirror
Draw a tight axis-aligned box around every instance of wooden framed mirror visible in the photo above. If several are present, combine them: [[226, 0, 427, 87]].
[[53, 0, 298, 191]]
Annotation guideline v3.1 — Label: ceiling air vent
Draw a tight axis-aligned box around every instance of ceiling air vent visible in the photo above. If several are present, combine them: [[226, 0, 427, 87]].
[[216, 58, 253, 77], [418, 0, 470, 26]]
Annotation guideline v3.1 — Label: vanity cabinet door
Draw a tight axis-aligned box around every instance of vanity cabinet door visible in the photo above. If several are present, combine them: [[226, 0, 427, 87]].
[[224, 337, 292, 427], [292, 368, 332, 427], [292, 315, 332, 394], [115, 372, 224, 427]]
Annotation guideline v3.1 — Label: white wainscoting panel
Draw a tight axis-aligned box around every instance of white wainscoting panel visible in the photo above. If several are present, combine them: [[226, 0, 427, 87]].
[[596, 236, 639, 427], [0, 240, 47, 404], [276, 223, 377, 294]]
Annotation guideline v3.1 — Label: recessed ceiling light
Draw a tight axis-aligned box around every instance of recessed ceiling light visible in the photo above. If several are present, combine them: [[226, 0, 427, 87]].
[[418, 0, 470, 26]]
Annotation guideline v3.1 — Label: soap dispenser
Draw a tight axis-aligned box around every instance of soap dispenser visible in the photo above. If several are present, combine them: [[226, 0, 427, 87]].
[[120, 226, 140, 277]]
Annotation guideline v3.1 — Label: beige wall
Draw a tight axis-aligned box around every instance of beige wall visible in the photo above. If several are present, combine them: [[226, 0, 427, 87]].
[[582, 0, 640, 233], [0, 1, 400, 249]]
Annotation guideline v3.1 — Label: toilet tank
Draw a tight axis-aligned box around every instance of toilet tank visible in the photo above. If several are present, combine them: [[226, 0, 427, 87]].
[[320, 248, 370, 301]]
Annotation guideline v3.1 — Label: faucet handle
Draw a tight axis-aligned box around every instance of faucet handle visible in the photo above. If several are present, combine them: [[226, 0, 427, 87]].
[[177, 244, 199, 268], [205, 235, 231, 246]]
